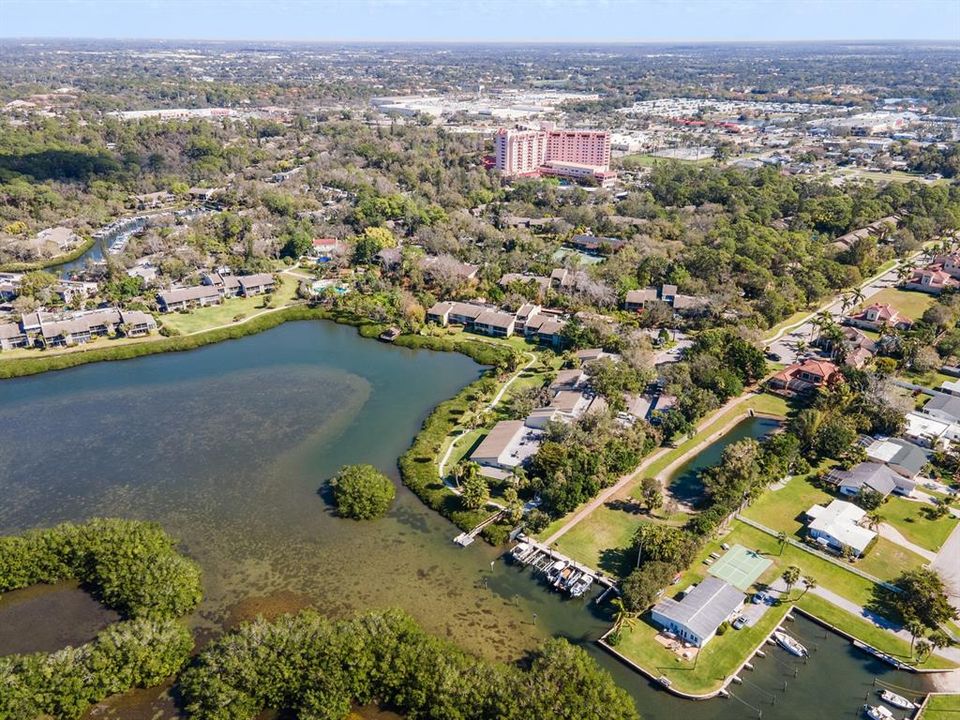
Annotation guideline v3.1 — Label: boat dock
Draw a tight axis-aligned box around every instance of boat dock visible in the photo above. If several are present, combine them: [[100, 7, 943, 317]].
[[454, 510, 504, 547], [508, 536, 617, 595]]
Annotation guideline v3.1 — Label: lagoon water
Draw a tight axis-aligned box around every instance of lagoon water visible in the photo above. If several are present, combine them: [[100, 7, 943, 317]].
[[0, 321, 932, 718]]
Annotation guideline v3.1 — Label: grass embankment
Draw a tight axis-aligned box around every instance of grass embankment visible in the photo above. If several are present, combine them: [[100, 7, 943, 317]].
[[921, 694, 960, 719], [796, 595, 956, 671], [397, 337, 522, 541], [0, 235, 96, 272]]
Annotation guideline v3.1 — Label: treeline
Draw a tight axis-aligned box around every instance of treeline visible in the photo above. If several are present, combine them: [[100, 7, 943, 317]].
[[0, 519, 201, 719], [179, 608, 639, 720]]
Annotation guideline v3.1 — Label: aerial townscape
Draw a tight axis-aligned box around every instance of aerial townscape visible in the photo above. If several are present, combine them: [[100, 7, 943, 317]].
[[2, 1, 960, 719]]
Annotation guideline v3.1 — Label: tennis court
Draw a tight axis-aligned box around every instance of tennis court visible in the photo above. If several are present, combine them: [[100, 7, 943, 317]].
[[707, 544, 772, 591]]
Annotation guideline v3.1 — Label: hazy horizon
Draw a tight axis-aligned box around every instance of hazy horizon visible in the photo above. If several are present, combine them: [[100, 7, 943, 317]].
[[3, 0, 959, 43]]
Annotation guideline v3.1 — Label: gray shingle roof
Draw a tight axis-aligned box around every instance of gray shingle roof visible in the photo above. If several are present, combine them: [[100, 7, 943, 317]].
[[829, 462, 898, 496], [924, 394, 960, 422], [651, 577, 743, 640]]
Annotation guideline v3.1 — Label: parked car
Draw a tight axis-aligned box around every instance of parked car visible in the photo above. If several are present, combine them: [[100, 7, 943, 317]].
[[732, 615, 748, 630]]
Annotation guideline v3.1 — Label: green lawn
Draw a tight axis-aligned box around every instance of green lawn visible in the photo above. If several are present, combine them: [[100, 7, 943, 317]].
[[855, 536, 928, 579], [613, 600, 790, 696], [878, 496, 959, 553], [853, 287, 935, 322], [160, 276, 300, 335], [922, 694, 960, 718], [796, 595, 956, 670], [741, 473, 833, 537]]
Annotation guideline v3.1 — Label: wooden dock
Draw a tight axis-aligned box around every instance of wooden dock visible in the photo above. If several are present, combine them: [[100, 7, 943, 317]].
[[509, 536, 617, 594]]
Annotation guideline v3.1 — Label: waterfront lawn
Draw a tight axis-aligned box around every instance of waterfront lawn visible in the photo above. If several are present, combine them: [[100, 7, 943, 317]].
[[878, 496, 959, 553], [160, 276, 300, 335], [796, 595, 957, 670], [922, 694, 960, 718], [741, 473, 833, 538], [613, 600, 790, 696], [853, 287, 934, 322]]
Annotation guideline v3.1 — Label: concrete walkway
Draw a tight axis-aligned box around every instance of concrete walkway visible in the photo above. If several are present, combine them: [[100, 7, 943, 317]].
[[878, 522, 938, 562]]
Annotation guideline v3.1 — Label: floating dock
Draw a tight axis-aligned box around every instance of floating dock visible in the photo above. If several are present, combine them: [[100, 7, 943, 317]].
[[508, 536, 617, 595]]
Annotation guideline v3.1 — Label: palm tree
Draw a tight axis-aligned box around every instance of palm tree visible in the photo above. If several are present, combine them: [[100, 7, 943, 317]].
[[777, 531, 787, 556], [611, 596, 638, 635], [905, 616, 926, 656], [866, 511, 882, 531], [782, 565, 801, 597], [916, 639, 933, 662], [928, 630, 953, 656], [798, 575, 817, 599]]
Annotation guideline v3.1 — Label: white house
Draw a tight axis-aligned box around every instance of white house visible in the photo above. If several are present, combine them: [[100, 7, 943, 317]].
[[650, 577, 744, 648], [805, 500, 876, 557]]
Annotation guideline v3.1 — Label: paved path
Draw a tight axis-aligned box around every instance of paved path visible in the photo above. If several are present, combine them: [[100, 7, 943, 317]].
[[541, 389, 761, 546], [877, 522, 937, 562], [932, 519, 960, 612]]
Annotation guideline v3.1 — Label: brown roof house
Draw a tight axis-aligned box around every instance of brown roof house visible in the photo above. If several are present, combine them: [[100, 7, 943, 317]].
[[768, 359, 841, 395]]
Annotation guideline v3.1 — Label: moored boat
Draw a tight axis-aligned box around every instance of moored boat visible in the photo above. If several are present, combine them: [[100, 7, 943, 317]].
[[569, 573, 594, 597], [879, 689, 915, 710], [863, 704, 894, 720], [510, 541, 531, 562], [773, 630, 808, 657], [553, 564, 575, 589], [546, 560, 567, 583], [560, 568, 583, 592]]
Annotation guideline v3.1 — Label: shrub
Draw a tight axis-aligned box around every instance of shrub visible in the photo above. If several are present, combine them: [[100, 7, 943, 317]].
[[329, 464, 396, 520], [0, 519, 201, 719]]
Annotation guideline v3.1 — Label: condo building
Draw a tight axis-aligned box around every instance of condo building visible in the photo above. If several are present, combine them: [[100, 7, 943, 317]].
[[494, 126, 616, 186]]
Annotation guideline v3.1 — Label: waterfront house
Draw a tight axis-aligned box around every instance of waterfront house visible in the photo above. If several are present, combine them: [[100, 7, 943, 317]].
[[768, 359, 840, 395], [524, 314, 566, 348], [805, 500, 876, 557], [119, 310, 157, 337], [0, 322, 29, 350], [469, 420, 544, 480], [237, 273, 276, 297], [472, 309, 517, 338], [202, 272, 243, 297], [649, 577, 744, 648], [157, 285, 222, 312], [514, 303, 541, 334]]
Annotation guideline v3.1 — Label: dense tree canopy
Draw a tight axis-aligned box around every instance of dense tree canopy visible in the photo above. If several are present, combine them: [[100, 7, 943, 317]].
[[329, 464, 396, 520]]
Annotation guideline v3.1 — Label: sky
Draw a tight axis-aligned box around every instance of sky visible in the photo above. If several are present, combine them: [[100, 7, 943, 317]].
[[2, 0, 959, 43]]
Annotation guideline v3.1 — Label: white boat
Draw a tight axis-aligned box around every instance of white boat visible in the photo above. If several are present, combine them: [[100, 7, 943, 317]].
[[510, 542, 531, 561], [773, 630, 808, 657], [570, 574, 594, 598], [863, 704, 894, 720], [879, 689, 916, 710], [546, 560, 567, 583]]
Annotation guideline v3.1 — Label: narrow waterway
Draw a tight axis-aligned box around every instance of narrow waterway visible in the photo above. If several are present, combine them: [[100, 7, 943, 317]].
[[0, 322, 935, 717], [667, 415, 782, 505]]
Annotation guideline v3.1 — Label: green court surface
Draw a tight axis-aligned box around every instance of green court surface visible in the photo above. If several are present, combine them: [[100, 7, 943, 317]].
[[707, 544, 772, 590]]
